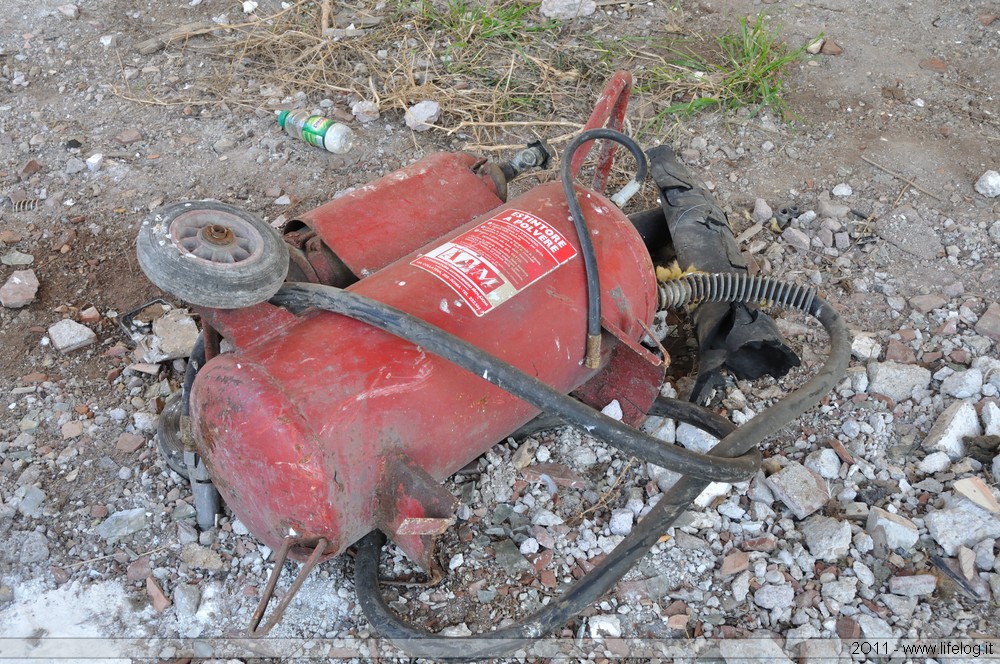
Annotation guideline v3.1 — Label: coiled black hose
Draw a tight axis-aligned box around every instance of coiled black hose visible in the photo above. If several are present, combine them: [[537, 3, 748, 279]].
[[269, 280, 852, 660], [658, 272, 817, 312], [560, 128, 648, 368]]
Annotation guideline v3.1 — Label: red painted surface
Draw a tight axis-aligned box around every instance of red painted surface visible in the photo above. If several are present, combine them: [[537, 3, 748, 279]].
[[191, 181, 657, 563], [569, 71, 633, 194], [293, 151, 504, 278]]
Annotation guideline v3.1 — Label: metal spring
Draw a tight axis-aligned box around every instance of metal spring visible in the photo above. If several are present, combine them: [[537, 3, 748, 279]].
[[658, 272, 817, 314], [2, 198, 41, 213]]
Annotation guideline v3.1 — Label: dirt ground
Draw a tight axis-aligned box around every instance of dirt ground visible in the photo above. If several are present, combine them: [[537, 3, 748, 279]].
[[1, 0, 999, 661]]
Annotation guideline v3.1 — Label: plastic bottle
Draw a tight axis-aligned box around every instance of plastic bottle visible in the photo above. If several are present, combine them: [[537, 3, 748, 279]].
[[277, 110, 353, 154]]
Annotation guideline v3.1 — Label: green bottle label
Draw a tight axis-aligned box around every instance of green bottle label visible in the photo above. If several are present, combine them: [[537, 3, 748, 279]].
[[301, 116, 334, 148]]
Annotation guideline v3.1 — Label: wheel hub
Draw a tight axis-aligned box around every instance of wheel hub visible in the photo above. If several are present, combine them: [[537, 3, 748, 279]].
[[169, 209, 264, 266], [201, 224, 237, 246]]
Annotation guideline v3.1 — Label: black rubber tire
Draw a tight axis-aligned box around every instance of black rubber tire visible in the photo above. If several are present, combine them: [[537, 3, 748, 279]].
[[137, 200, 289, 309], [157, 394, 189, 479]]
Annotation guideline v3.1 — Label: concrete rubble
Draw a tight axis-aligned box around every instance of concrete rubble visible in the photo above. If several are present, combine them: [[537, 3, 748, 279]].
[[0, 270, 39, 308]]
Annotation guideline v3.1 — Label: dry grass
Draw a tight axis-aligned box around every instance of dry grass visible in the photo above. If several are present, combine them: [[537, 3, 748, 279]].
[[125, 1, 809, 150]]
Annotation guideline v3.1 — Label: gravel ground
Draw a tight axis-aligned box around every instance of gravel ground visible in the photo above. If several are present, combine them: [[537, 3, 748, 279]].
[[1, 0, 999, 662]]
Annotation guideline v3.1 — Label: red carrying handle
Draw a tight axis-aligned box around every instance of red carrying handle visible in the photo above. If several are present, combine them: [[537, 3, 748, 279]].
[[568, 71, 633, 194]]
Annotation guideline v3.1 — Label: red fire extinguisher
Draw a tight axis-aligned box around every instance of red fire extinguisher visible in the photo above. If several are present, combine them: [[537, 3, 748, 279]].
[[136, 73, 851, 657]]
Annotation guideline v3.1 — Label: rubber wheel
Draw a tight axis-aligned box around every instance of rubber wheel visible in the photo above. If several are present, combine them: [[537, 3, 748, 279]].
[[137, 200, 289, 309], [157, 394, 189, 479]]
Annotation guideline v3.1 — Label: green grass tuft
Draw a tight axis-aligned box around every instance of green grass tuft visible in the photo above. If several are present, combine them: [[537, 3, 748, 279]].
[[641, 14, 810, 125]]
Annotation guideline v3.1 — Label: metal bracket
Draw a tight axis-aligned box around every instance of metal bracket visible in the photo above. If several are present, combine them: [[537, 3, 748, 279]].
[[374, 455, 458, 577], [573, 317, 667, 427]]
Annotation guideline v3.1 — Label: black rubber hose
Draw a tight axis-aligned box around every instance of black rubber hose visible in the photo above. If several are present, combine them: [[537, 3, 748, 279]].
[[181, 332, 206, 418], [270, 283, 759, 483], [350, 296, 850, 660], [560, 128, 648, 368]]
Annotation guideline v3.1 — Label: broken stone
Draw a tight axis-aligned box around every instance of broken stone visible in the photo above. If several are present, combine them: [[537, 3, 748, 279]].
[[765, 462, 829, 519], [0, 270, 39, 308], [719, 550, 749, 576], [115, 128, 143, 145], [909, 294, 946, 313], [521, 463, 585, 489], [57, 3, 79, 19], [48, 319, 97, 353], [13, 486, 45, 518], [146, 576, 172, 612], [973, 538, 996, 571], [61, 420, 84, 439], [116, 432, 146, 453], [143, 309, 199, 362], [850, 333, 880, 361], [922, 401, 980, 459], [79, 306, 101, 324], [19, 159, 41, 177], [403, 101, 441, 132], [832, 183, 853, 197], [880, 593, 917, 619], [958, 546, 977, 580], [180, 543, 225, 571], [941, 368, 983, 399], [918, 57, 948, 73], [173, 583, 201, 616], [975, 303, 1000, 343], [975, 170, 1000, 198], [867, 361, 931, 402], [822, 577, 858, 604], [65, 157, 86, 174], [540, 0, 597, 20], [1, 250, 34, 267], [801, 515, 852, 561], [95, 508, 148, 543], [781, 227, 810, 252], [676, 422, 719, 453], [954, 476, 1000, 514], [351, 100, 380, 123], [804, 448, 841, 479], [982, 401, 1000, 437], [806, 38, 824, 55], [608, 508, 633, 536], [753, 583, 794, 609], [752, 198, 773, 224], [925, 496, 1000, 555], [917, 451, 951, 474], [867, 507, 919, 551], [588, 614, 621, 638], [889, 574, 937, 597], [820, 39, 843, 55], [127, 556, 151, 582]]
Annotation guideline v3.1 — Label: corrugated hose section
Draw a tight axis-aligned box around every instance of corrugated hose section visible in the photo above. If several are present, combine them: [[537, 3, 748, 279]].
[[658, 272, 817, 314]]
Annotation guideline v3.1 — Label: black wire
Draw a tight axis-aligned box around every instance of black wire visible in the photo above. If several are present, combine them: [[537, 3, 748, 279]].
[[559, 128, 648, 362], [268, 282, 852, 660]]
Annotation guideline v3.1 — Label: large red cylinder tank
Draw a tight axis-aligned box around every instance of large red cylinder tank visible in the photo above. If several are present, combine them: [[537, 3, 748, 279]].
[[190, 180, 656, 563]]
